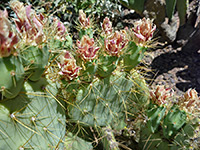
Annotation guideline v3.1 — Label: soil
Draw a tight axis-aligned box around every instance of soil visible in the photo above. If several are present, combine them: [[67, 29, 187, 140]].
[[120, 1, 200, 98], [145, 29, 200, 97]]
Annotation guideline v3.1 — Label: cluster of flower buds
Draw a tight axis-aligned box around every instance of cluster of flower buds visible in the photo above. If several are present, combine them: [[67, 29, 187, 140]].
[[0, 9, 19, 57], [102, 17, 112, 35], [150, 85, 173, 106], [104, 30, 128, 56], [178, 89, 200, 115], [76, 35, 99, 61], [58, 51, 81, 81], [10, 0, 45, 45], [78, 10, 90, 29], [53, 18, 66, 40], [132, 18, 156, 46]]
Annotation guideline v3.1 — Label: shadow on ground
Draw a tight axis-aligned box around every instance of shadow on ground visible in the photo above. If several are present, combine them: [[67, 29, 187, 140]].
[[150, 28, 200, 93]]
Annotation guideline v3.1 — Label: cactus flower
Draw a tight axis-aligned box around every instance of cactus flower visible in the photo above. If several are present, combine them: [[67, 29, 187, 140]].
[[150, 85, 173, 106], [58, 51, 81, 81], [132, 18, 156, 46], [102, 17, 112, 35], [53, 18, 66, 40], [76, 35, 99, 61], [10, 0, 44, 45], [104, 30, 128, 56], [78, 10, 90, 28], [0, 9, 19, 57], [178, 89, 200, 115]]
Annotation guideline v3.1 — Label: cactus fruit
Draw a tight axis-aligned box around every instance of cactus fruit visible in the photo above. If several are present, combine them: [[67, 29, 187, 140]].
[[58, 51, 81, 81], [131, 18, 156, 46]]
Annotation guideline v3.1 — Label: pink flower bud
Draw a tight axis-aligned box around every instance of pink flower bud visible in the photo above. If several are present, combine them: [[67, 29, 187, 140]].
[[179, 89, 199, 111], [104, 30, 128, 56], [58, 51, 81, 81], [76, 35, 99, 61], [78, 10, 90, 28], [132, 18, 156, 46], [53, 18, 66, 39], [150, 85, 173, 106], [0, 9, 19, 57], [10, 1, 44, 45], [102, 17, 112, 35], [177, 89, 200, 119]]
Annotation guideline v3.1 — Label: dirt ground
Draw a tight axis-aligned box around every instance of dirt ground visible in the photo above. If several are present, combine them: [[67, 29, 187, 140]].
[[146, 28, 200, 97], [121, 0, 200, 98]]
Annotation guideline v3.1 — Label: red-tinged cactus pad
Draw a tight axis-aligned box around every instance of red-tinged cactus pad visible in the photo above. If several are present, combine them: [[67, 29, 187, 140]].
[[0, 55, 24, 98]]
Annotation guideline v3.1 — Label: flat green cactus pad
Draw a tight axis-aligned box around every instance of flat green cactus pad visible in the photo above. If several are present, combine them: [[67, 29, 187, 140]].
[[0, 78, 66, 150], [68, 71, 133, 128], [0, 55, 25, 98], [22, 45, 49, 81], [65, 132, 93, 150]]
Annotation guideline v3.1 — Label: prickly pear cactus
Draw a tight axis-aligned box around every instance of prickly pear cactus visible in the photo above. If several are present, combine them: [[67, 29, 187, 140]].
[[0, 78, 66, 149], [0, 1, 66, 149], [55, 11, 154, 150], [0, 2, 159, 150], [139, 86, 200, 150]]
